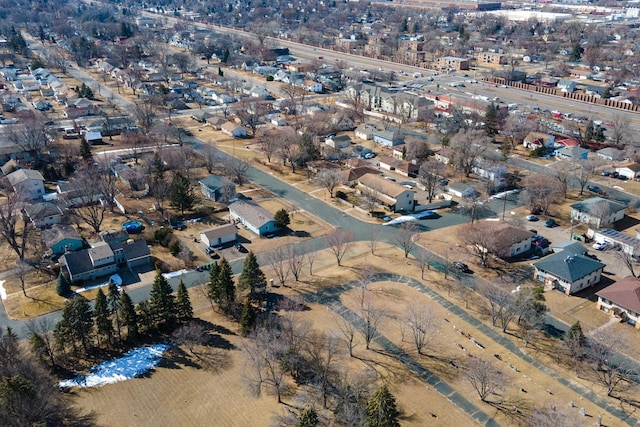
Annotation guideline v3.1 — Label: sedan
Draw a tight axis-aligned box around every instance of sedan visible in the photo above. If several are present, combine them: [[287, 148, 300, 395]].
[[526, 214, 539, 221], [450, 261, 469, 271], [544, 219, 557, 228], [593, 241, 610, 251]]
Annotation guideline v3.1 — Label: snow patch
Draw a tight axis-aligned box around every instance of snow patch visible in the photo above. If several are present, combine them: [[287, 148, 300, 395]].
[[76, 274, 122, 293], [162, 269, 189, 280], [59, 343, 170, 388], [383, 211, 437, 226], [0, 280, 6, 300]]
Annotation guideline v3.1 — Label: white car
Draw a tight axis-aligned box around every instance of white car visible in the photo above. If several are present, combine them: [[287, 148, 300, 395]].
[[592, 241, 609, 251]]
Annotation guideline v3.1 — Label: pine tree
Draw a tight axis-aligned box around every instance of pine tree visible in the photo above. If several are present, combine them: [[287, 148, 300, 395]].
[[296, 407, 319, 427], [219, 258, 236, 308], [61, 297, 94, 353], [274, 208, 291, 229], [485, 102, 498, 136], [207, 261, 223, 306], [80, 139, 92, 160], [56, 272, 71, 296], [176, 280, 193, 321], [94, 288, 113, 347], [239, 300, 257, 336], [107, 280, 122, 341], [169, 172, 196, 215], [136, 300, 153, 333], [365, 384, 400, 427], [29, 333, 53, 366], [149, 270, 176, 328], [237, 252, 266, 295], [119, 290, 139, 342]]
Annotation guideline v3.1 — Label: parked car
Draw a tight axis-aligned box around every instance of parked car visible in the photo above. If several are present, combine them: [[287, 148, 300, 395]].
[[587, 185, 605, 195], [602, 171, 611, 176], [364, 152, 376, 159], [439, 178, 449, 186], [526, 214, 539, 221], [544, 219, 557, 228], [450, 261, 469, 271], [235, 242, 248, 252], [592, 241, 610, 251]]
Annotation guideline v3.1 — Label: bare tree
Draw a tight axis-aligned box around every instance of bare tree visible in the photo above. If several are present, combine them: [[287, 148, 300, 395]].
[[306, 332, 341, 408], [576, 159, 598, 196], [550, 163, 573, 199], [26, 317, 57, 366], [6, 112, 50, 158], [121, 131, 152, 165], [359, 292, 387, 350], [615, 248, 639, 278], [315, 169, 342, 198], [393, 222, 418, 258], [457, 224, 495, 268], [450, 129, 490, 177], [242, 327, 288, 403], [16, 259, 30, 297], [130, 100, 157, 134], [414, 250, 431, 279], [519, 174, 563, 215], [529, 404, 588, 427], [71, 166, 108, 233], [224, 157, 250, 186], [479, 283, 517, 332], [0, 188, 33, 261], [306, 248, 318, 276], [464, 357, 506, 402], [266, 246, 289, 287], [405, 303, 434, 355], [327, 229, 353, 266], [418, 160, 445, 203], [586, 330, 637, 397], [201, 143, 218, 174], [287, 245, 305, 281], [333, 313, 359, 358], [368, 227, 380, 255], [609, 114, 631, 147], [258, 129, 279, 163]]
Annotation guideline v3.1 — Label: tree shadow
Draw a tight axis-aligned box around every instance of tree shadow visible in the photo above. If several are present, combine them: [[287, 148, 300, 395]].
[[486, 396, 533, 426], [158, 346, 202, 370]]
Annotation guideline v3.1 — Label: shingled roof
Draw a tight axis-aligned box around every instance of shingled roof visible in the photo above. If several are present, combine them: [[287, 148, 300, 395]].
[[597, 276, 640, 314], [533, 252, 605, 283]]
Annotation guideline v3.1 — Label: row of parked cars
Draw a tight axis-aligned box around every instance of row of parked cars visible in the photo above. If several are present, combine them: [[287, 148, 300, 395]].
[[602, 171, 628, 181]]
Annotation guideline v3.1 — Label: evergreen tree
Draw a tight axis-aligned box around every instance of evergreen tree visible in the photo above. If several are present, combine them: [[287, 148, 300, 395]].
[[365, 384, 400, 427], [169, 172, 196, 215], [149, 270, 176, 328], [207, 261, 223, 306], [29, 333, 54, 366], [585, 120, 595, 141], [56, 272, 71, 297], [77, 82, 93, 99], [94, 288, 113, 347], [296, 407, 319, 427], [219, 258, 236, 308], [80, 139, 92, 160], [107, 280, 122, 341], [175, 280, 193, 321], [274, 208, 291, 229], [485, 102, 498, 136], [564, 320, 585, 360], [239, 300, 257, 336], [136, 300, 153, 333], [237, 252, 266, 295], [119, 290, 139, 342], [218, 67, 224, 76], [60, 297, 94, 353]]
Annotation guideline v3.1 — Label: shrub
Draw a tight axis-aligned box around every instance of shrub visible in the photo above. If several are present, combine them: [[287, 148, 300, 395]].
[[336, 190, 347, 200], [154, 228, 173, 246], [169, 240, 181, 257]]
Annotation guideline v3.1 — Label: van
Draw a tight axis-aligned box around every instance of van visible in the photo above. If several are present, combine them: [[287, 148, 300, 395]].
[[413, 72, 422, 78]]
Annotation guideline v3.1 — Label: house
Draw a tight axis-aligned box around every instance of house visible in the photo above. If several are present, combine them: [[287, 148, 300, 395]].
[[357, 173, 415, 212], [557, 79, 577, 93], [7, 169, 45, 201], [550, 241, 587, 255], [325, 135, 352, 149], [84, 131, 103, 145], [616, 163, 640, 180], [206, 116, 228, 130], [200, 224, 238, 247], [199, 175, 236, 203], [434, 148, 455, 165], [597, 147, 626, 162], [396, 163, 419, 178], [448, 182, 478, 199], [306, 160, 342, 175], [372, 129, 404, 147], [303, 80, 323, 93], [477, 52, 507, 65], [435, 56, 469, 71], [191, 111, 212, 123], [571, 197, 626, 229], [555, 146, 589, 160], [229, 200, 278, 236], [472, 160, 508, 181], [354, 124, 375, 140], [61, 239, 151, 283], [597, 276, 640, 328], [488, 224, 534, 258], [523, 132, 555, 149], [23, 202, 63, 228], [378, 156, 401, 171], [42, 224, 83, 256], [221, 121, 247, 138], [336, 166, 380, 185], [533, 252, 605, 295]]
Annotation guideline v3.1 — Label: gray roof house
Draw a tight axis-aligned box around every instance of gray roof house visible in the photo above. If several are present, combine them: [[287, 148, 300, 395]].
[[448, 182, 478, 199], [23, 202, 63, 228], [372, 129, 404, 147], [42, 224, 83, 256], [199, 175, 236, 203], [533, 251, 605, 295], [571, 197, 626, 229], [229, 200, 278, 236], [597, 147, 626, 162], [7, 169, 45, 201], [200, 224, 238, 247]]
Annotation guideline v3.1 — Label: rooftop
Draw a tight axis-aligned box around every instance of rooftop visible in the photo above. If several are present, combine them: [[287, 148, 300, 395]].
[[533, 252, 605, 283], [597, 276, 640, 314], [229, 200, 275, 229]]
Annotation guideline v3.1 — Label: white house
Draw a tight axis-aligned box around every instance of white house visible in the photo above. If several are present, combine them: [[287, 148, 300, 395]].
[[303, 80, 323, 93], [448, 182, 477, 199], [533, 252, 605, 295], [229, 200, 278, 236], [597, 147, 626, 162], [354, 124, 375, 140], [597, 276, 640, 328], [221, 121, 248, 138], [325, 135, 352, 149], [23, 202, 63, 228], [7, 169, 45, 201], [490, 225, 534, 258], [523, 132, 555, 149], [570, 197, 626, 229], [372, 129, 404, 147], [200, 224, 238, 248], [616, 163, 640, 180], [472, 160, 507, 181]]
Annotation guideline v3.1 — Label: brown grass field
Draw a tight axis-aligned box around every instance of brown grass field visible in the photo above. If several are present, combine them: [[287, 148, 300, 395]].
[[71, 243, 629, 427]]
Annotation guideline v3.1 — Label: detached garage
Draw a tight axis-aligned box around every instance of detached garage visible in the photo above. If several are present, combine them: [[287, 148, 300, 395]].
[[200, 224, 238, 247]]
